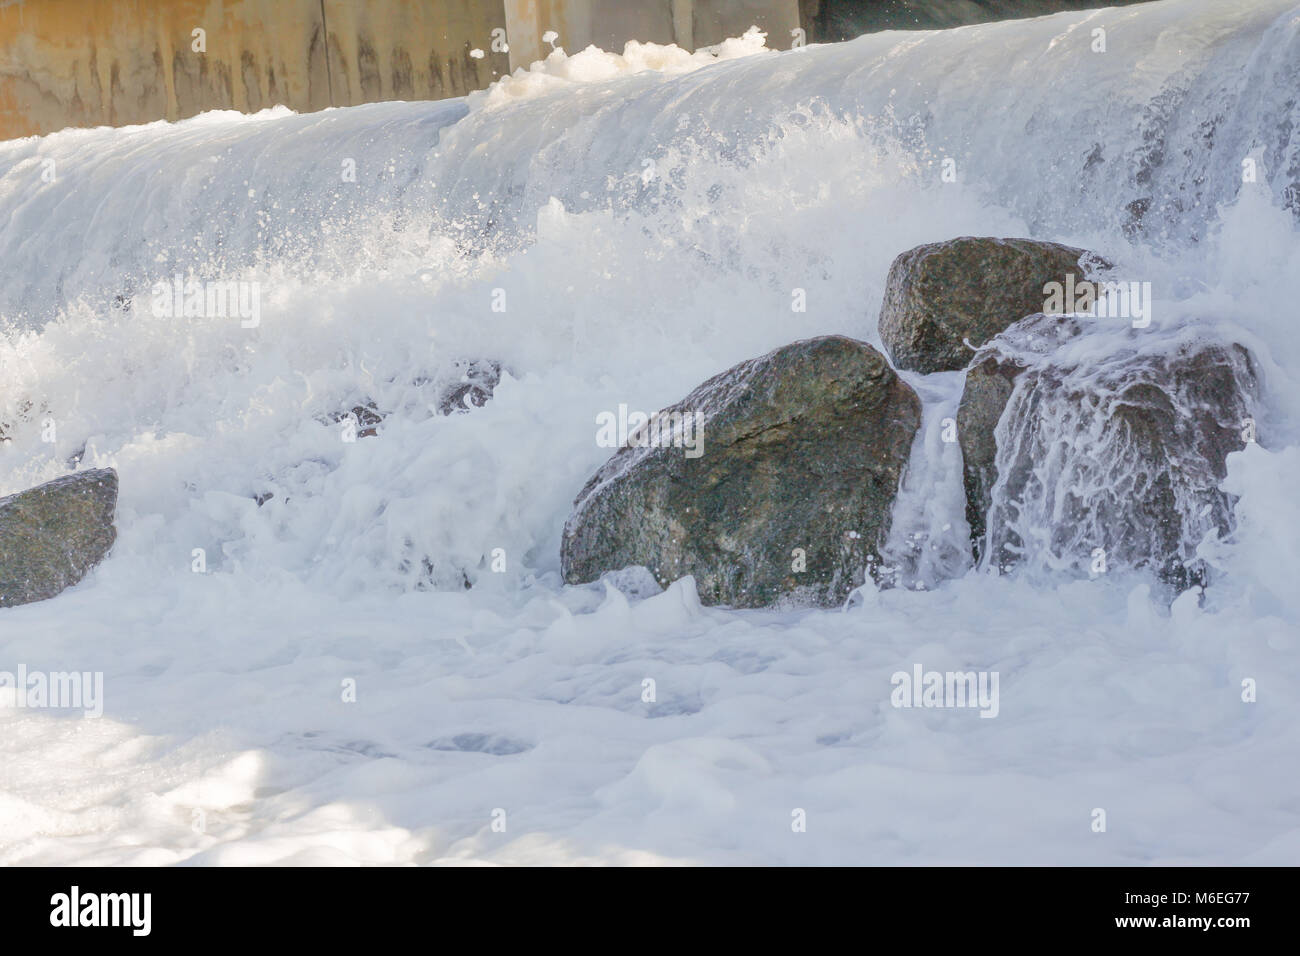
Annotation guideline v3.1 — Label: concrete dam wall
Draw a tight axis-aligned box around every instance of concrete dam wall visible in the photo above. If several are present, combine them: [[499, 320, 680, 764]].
[[0, 0, 804, 139], [0, 0, 1154, 140], [0, 0, 510, 138]]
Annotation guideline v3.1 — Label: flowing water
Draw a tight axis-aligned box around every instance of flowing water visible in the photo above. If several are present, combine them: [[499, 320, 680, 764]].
[[0, 0, 1297, 864]]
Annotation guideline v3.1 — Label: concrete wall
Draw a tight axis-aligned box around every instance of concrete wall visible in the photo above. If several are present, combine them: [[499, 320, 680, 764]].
[[321, 0, 509, 107], [691, 0, 799, 50], [503, 0, 675, 70], [501, 0, 800, 69], [0, 0, 803, 140], [0, 0, 510, 139]]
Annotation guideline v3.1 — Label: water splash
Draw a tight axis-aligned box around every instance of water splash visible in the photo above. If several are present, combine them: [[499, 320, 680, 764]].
[[878, 370, 972, 591], [978, 316, 1260, 588], [0, 1, 1295, 600]]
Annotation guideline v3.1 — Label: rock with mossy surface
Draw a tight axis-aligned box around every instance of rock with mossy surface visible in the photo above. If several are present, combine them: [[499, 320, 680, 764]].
[[878, 236, 1103, 373], [0, 468, 118, 607], [561, 335, 921, 608]]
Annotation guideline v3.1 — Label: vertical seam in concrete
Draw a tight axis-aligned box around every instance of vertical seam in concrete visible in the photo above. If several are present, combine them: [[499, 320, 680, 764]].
[[319, 0, 334, 106], [672, 0, 694, 51]]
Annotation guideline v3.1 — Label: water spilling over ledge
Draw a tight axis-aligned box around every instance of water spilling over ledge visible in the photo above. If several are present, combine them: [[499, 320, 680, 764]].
[[0, 0, 1297, 865]]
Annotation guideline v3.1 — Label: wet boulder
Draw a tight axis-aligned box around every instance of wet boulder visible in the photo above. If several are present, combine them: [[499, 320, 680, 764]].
[[562, 335, 921, 608], [956, 314, 1086, 559], [956, 355, 1019, 559], [0, 468, 118, 607], [956, 316, 1258, 588], [878, 236, 1101, 373]]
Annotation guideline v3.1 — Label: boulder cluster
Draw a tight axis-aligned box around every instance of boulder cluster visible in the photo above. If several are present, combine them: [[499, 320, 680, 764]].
[[562, 237, 1258, 606], [0, 239, 1259, 611]]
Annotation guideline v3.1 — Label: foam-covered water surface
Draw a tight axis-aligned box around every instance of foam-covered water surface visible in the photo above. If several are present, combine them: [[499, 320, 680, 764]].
[[0, 0, 1297, 864]]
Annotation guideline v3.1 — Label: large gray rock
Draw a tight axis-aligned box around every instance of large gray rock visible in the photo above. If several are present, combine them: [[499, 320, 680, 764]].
[[562, 336, 921, 608], [0, 468, 118, 607], [956, 316, 1258, 588], [878, 236, 1099, 373]]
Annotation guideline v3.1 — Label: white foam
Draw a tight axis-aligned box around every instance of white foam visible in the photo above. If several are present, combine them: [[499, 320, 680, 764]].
[[1, 0, 1298, 864]]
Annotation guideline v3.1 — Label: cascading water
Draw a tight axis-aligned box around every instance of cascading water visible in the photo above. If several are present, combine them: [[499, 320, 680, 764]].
[[0, 0, 1294, 598], [1, 0, 1298, 865], [972, 314, 1261, 585], [878, 370, 972, 591]]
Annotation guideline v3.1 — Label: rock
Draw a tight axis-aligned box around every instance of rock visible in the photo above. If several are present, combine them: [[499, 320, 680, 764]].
[[0, 468, 118, 607], [957, 355, 1020, 560], [561, 335, 921, 608], [878, 236, 1101, 373], [957, 313, 1087, 561], [956, 316, 1258, 588], [324, 361, 507, 439], [334, 402, 383, 438], [437, 359, 504, 416]]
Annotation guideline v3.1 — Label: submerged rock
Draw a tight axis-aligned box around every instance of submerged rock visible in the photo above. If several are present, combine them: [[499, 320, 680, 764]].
[[0, 468, 118, 607], [437, 359, 504, 415], [956, 315, 1258, 588], [333, 402, 384, 438], [562, 335, 921, 608], [878, 236, 1101, 373], [326, 360, 508, 438]]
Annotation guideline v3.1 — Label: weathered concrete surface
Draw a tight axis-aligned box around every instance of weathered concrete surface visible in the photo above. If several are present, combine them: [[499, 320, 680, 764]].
[[0, 0, 509, 139], [503, 0, 800, 69], [1, 0, 805, 140]]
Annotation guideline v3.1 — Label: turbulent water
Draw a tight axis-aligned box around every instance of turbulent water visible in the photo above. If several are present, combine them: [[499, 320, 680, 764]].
[[972, 315, 1261, 584], [0, 0, 1298, 864]]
